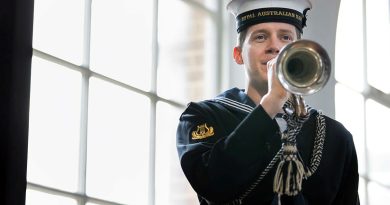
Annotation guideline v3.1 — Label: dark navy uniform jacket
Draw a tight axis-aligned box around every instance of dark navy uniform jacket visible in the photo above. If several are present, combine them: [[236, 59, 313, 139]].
[[176, 88, 359, 205]]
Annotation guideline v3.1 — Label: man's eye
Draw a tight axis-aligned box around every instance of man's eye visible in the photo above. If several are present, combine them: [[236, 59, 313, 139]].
[[255, 34, 266, 41], [282, 35, 292, 41]]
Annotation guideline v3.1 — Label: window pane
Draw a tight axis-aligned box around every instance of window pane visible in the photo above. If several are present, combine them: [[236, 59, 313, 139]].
[[335, 83, 366, 174], [87, 77, 150, 204], [359, 177, 367, 205], [366, 0, 390, 94], [158, 0, 216, 104], [90, 0, 153, 90], [28, 57, 81, 192], [366, 99, 390, 186], [335, 0, 365, 91], [33, 0, 84, 64], [155, 102, 198, 205], [192, 0, 219, 12], [26, 189, 77, 205], [368, 182, 390, 205]]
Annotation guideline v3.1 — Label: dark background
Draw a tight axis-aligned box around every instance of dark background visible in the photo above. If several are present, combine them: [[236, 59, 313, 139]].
[[1, 0, 34, 204]]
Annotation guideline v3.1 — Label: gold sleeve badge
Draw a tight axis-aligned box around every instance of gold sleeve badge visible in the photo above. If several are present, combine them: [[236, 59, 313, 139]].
[[191, 123, 215, 140]]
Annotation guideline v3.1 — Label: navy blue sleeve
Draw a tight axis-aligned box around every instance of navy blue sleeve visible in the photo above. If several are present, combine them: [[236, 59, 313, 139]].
[[176, 102, 281, 203], [332, 129, 360, 205]]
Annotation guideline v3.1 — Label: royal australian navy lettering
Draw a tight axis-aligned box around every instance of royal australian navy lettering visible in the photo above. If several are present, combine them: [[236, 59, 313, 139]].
[[236, 7, 304, 33], [239, 8, 303, 22], [240, 13, 256, 21]]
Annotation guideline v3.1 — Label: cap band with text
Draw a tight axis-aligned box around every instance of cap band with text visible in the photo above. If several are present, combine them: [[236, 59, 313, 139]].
[[236, 7, 306, 33]]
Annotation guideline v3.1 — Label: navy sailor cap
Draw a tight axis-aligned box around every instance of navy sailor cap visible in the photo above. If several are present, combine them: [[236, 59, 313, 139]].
[[227, 0, 312, 33]]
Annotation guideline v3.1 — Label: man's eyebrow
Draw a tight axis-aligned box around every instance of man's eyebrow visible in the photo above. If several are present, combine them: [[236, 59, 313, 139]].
[[249, 29, 269, 36], [278, 29, 294, 34], [250, 28, 294, 35]]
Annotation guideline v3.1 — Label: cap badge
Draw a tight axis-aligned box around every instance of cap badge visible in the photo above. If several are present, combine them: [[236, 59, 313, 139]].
[[191, 123, 215, 140]]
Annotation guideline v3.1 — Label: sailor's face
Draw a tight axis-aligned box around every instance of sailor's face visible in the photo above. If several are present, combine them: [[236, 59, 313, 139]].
[[236, 22, 298, 93]]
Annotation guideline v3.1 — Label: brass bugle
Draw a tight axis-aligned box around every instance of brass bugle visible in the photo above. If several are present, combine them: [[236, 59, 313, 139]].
[[275, 39, 331, 117]]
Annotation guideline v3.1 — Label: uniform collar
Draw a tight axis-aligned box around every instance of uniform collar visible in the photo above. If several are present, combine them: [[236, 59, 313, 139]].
[[213, 88, 257, 113]]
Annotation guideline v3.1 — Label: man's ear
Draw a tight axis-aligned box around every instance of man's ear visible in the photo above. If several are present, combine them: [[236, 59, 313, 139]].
[[233, 46, 243, 65]]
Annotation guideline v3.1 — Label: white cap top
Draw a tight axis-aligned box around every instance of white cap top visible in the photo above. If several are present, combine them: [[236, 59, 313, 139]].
[[227, 0, 312, 16]]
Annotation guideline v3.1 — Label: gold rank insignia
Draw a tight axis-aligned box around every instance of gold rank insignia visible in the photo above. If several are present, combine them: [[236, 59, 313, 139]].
[[191, 123, 215, 140]]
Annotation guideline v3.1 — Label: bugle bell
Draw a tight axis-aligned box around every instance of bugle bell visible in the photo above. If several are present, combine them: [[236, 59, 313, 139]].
[[275, 39, 331, 117]]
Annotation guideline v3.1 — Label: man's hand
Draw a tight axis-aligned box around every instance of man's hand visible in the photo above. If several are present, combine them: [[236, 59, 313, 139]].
[[260, 57, 290, 118]]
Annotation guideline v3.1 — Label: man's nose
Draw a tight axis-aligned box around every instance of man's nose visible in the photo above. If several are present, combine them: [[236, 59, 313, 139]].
[[265, 37, 282, 54]]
